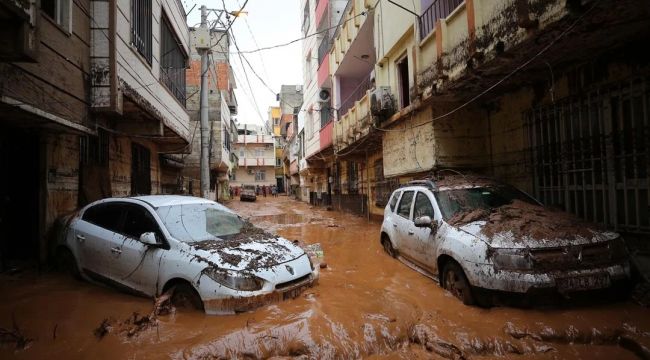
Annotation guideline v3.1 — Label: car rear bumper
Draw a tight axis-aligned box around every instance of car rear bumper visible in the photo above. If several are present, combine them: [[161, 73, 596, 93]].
[[201, 271, 318, 315], [465, 261, 631, 294]]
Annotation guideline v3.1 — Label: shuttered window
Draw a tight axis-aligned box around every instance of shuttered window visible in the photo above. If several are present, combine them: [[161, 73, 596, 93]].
[[160, 15, 187, 106], [131, 0, 152, 63]]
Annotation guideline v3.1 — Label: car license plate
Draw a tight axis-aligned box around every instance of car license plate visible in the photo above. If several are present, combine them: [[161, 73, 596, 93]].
[[556, 273, 610, 292], [282, 283, 311, 300]]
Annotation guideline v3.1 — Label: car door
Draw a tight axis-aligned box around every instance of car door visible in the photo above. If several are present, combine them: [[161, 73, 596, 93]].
[[410, 191, 438, 273], [108, 203, 166, 296], [393, 190, 415, 258], [73, 202, 124, 276]]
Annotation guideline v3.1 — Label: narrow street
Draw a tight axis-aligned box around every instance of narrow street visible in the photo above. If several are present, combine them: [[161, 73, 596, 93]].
[[0, 196, 648, 359]]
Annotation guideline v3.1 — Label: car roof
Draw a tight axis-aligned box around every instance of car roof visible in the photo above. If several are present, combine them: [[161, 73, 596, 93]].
[[130, 195, 215, 208]]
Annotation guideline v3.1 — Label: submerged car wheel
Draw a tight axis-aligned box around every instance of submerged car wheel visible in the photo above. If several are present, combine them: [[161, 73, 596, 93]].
[[442, 262, 475, 305], [171, 283, 204, 311], [381, 235, 397, 258], [56, 248, 81, 280]]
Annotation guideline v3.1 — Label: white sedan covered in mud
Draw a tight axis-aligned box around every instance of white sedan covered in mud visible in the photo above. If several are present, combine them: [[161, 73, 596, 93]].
[[56, 196, 318, 314], [380, 176, 632, 306]]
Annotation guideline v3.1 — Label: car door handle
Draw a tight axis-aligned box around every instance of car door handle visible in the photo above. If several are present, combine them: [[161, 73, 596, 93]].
[[76, 234, 85, 243], [393, 223, 397, 228], [110, 247, 122, 254], [408, 230, 414, 235]]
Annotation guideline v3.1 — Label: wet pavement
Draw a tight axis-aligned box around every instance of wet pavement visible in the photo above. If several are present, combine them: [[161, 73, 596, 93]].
[[1, 195, 649, 359]]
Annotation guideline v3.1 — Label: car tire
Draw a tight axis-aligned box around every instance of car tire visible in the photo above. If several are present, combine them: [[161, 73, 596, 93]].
[[171, 283, 204, 311], [381, 236, 397, 258], [442, 261, 475, 305], [56, 248, 81, 280]]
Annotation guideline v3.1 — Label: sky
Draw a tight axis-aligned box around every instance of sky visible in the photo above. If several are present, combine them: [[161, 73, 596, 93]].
[[183, 0, 304, 127]]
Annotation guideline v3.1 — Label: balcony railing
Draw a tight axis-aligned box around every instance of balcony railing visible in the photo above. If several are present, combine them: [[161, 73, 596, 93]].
[[339, 74, 371, 117], [418, 0, 464, 40], [318, 35, 332, 68]]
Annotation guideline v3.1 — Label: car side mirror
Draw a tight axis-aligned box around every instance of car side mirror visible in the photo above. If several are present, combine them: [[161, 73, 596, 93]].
[[140, 232, 159, 246], [414, 216, 439, 232], [414, 216, 432, 228]]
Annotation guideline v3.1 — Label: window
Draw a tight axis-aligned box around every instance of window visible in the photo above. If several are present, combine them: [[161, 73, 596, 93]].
[[224, 129, 231, 151], [397, 191, 414, 219], [276, 158, 282, 167], [131, 143, 151, 195], [414, 192, 435, 219], [255, 149, 264, 157], [41, 0, 71, 31], [397, 56, 410, 108], [255, 170, 266, 181], [302, 0, 310, 34], [347, 161, 359, 194], [273, 118, 280, 126], [122, 204, 162, 240], [239, 149, 245, 157], [160, 15, 187, 106], [305, 54, 312, 85], [320, 104, 331, 128], [80, 129, 109, 166], [389, 191, 401, 212], [131, 0, 152, 63], [82, 203, 123, 233]]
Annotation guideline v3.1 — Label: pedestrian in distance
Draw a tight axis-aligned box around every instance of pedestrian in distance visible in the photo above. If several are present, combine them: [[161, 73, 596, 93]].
[[263, 185, 267, 197], [272, 185, 277, 197]]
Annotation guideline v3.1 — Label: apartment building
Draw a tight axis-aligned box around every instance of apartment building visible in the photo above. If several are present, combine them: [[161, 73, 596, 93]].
[[183, 28, 238, 201], [326, 0, 650, 236], [230, 124, 276, 189], [298, 0, 347, 205], [0, 0, 190, 265]]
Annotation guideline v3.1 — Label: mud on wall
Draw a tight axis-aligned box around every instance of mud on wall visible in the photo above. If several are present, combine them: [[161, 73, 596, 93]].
[[109, 137, 161, 197], [44, 133, 80, 262], [383, 107, 435, 177]]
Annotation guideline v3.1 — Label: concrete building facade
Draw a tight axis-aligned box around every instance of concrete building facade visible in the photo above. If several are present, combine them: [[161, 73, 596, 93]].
[[230, 124, 276, 189]]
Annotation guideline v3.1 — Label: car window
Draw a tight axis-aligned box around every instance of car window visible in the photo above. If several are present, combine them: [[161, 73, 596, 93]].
[[122, 204, 162, 241], [389, 191, 400, 211], [396, 191, 414, 219], [413, 192, 435, 219], [82, 203, 123, 232]]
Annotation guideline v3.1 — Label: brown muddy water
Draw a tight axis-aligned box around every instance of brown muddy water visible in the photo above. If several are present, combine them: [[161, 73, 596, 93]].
[[1, 196, 649, 359]]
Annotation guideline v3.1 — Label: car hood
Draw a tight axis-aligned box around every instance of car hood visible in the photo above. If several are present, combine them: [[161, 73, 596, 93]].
[[186, 236, 305, 271], [457, 221, 619, 249]]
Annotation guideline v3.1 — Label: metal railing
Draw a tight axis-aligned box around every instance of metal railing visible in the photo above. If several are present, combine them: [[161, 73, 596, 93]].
[[338, 74, 371, 118], [318, 35, 332, 68], [418, 0, 464, 40]]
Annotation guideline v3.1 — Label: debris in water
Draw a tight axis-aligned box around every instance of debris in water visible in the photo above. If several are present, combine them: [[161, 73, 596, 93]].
[[319, 262, 328, 269], [0, 316, 34, 351], [93, 288, 175, 340]]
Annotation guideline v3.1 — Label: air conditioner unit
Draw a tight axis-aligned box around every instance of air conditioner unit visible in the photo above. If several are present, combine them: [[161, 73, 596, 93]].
[[370, 86, 396, 117], [318, 88, 331, 103], [247, 168, 254, 175]]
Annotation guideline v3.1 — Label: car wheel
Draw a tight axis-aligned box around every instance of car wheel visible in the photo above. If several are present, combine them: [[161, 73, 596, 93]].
[[171, 283, 204, 311], [56, 248, 81, 280], [442, 262, 475, 305], [381, 236, 397, 258]]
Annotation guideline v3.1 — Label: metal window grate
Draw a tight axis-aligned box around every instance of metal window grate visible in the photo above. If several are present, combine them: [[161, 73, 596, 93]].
[[160, 16, 186, 106], [131, 0, 152, 63], [527, 76, 650, 235]]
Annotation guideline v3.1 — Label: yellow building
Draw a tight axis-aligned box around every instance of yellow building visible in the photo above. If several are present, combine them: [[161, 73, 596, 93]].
[[329, 0, 650, 236]]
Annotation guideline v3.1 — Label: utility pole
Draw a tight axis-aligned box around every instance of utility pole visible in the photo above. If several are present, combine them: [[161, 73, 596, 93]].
[[198, 5, 210, 198]]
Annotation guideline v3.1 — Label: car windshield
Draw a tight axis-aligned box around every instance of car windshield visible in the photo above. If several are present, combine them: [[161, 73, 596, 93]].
[[434, 186, 538, 221], [156, 203, 245, 243]]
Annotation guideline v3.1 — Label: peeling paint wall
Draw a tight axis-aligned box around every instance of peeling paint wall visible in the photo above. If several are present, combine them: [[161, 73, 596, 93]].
[[383, 107, 435, 177]]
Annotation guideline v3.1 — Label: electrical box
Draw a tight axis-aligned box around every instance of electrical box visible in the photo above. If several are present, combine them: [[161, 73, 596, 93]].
[[194, 28, 211, 50]]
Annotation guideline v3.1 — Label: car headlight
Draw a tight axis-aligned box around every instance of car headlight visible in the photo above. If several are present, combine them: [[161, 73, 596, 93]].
[[491, 248, 532, 270], [203, 268, 265, 291]]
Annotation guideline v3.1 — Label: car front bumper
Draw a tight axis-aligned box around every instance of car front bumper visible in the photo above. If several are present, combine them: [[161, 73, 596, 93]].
[[200, 270, 319, 315], [464, 261, 631, 294]]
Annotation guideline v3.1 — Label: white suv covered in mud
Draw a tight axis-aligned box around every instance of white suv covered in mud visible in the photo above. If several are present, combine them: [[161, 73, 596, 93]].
[[380, 176, 631, 305]]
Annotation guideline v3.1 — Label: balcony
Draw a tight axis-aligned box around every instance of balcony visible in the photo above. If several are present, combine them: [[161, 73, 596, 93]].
[[315, 0, 328, 28], [419, 0, 464, 40], [339, 74, 371, 118], [238, 157, 276, 167], [333, 89, 371, 152]]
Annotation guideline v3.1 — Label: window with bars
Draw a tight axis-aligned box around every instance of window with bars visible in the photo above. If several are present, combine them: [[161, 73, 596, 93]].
[[131, 0, 152, 63], [255, 170, 266, 181], [41, 0, 71, 31], [160, 15, 187, 106], [80, 129, 109, 166]]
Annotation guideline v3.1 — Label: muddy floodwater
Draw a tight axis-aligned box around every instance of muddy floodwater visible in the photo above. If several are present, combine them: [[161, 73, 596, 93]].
[[1, 196, 649, 359]]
